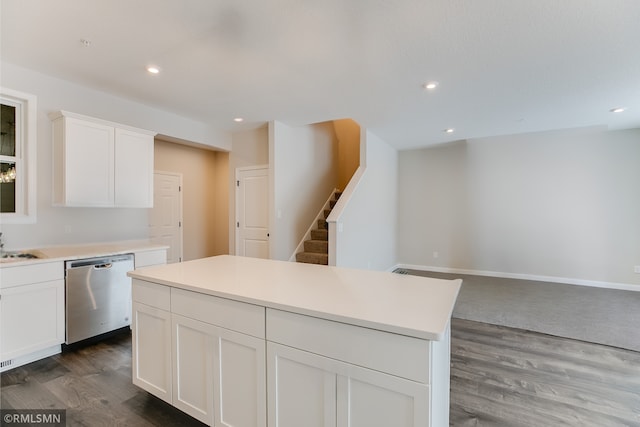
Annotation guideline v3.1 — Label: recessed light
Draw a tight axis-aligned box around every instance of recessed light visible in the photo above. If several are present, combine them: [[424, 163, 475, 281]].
[[233, 117, 244, 123], [610, 107, 626, 113], [444, 128, 455, 133], [423, 81, 439, 90], [146, 66, 160, 74]]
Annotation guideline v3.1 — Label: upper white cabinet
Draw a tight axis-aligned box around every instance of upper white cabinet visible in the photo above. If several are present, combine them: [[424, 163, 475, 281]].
[[114, 128, 154, 207], [50, 111, 156, 208]]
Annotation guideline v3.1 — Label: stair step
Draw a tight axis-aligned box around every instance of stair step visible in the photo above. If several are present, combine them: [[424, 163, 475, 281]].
[[324, 209, 332, 219], [317, 219, 327, 229], [329, 200, 337, 209], [311, 229, 328, 240], [335, 191, 342, 200], [296, 252, 329, 265], [304, 239, 328, 254]]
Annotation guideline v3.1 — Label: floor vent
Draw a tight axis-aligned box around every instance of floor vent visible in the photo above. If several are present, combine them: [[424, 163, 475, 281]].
[[1, 359, 13, 368], [392, 268, 409, 275]]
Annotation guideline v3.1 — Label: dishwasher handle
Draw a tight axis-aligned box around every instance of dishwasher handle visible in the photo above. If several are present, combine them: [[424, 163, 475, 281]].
[[93, 263, 113, 270]]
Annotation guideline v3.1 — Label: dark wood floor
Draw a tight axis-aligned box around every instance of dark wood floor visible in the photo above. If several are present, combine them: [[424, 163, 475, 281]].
[[450, 318, 640, 427], [0, 332, 205, 427], [2, 321, 639, 426]]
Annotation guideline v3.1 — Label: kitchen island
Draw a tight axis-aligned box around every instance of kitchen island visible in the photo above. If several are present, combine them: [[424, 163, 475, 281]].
[[128, 255, 461, 427]]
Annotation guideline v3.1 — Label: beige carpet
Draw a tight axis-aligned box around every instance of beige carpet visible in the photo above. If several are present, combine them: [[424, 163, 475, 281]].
[[402, 270, 640, 352]]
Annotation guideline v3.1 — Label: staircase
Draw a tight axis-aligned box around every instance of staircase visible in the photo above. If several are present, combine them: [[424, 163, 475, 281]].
[[295, 191, 341, 265]]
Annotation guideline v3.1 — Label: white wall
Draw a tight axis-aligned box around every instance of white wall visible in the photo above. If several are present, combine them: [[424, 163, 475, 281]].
[[0, 62, 230, 250], [331, 130, 398, 271], [397, 127, 640, 287], [228, 126, 269, 254], [269, 121, 338, 261]]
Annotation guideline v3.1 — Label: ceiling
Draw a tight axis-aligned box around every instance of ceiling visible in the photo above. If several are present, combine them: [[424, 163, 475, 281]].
[[2, 0, 639, 150]]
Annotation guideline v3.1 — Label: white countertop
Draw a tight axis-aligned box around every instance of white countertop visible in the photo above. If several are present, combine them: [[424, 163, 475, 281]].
[[128, 255, 462, 341], [0, 240, 168, 267]]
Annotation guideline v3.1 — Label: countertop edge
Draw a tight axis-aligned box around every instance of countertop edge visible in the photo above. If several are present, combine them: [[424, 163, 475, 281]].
[[0, 241, 169, 268]]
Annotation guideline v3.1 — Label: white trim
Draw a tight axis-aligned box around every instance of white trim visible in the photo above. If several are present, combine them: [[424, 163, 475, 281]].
[[0, 345, 61, 373], [48, 110, 156, 136], [236, 164, 269, 173], [0, 87, 37, 223], [392, 263, 640, 292]]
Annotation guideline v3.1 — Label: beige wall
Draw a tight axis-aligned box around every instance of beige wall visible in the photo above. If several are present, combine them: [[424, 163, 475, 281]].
[[228, 126, 270, 254], [213, 151, 230, 256], [333, 119, 360, 190], [155, 139, 229, 261]]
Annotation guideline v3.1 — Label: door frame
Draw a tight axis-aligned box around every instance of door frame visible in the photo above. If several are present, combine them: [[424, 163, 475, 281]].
[[151, 170, 184, 263], [235, 165, 269, 257]]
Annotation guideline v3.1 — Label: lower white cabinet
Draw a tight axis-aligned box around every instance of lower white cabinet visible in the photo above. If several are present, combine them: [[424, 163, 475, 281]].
[[214, 326, 266, 427], [172, 314, 215, 424], [267, 342, 429, 427], [132, 301, 173, 403], [0, 280, 65, 365], [170, 314, 268, 426], [0, 262, 65, 372], [132, 279, 450, 427], [131, 279, 266, 427], [134, 249, 168, 269]]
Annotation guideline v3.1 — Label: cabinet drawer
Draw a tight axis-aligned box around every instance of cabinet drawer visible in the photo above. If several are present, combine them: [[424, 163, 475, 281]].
[[0, 262, 64, 289], [171, 288, 265, 339], [135, 250, 167, 268], [132, 279, 170, 311], [266, 309, 431, 383]]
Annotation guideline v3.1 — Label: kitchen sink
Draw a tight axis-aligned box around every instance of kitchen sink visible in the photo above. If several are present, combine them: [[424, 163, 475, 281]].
[[0, 251, 40, 261]]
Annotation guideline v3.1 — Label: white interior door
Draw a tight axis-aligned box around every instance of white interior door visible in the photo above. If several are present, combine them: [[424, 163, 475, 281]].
[[149, 172, 183, 263], [236, 167, 269, 259]]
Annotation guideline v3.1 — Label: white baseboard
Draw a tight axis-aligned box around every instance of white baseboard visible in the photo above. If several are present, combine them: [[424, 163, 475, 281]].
[[392, 264, 640, 292]]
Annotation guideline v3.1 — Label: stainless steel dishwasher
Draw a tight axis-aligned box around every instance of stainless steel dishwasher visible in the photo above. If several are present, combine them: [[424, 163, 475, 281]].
[[65, 254, 135, 344]]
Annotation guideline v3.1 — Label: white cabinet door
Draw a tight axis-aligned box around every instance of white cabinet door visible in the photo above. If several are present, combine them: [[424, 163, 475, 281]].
[[337, 367, 429, 427], [62, 117, 115, 206], [171, 315, 267, 427], [0, 280, 64, 362], [115, 128, 154, 207], [51, 111, 156, 207], [132, 302, 172, 403], [268, 343, 430, 427], [215, 327, 266, 427], [172, 314, 215, 425], [267, 343, 337, 427]]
